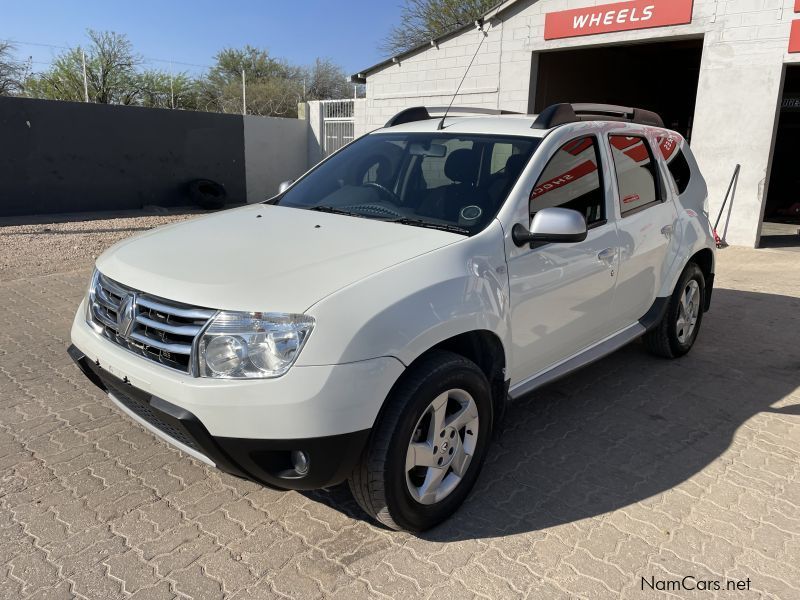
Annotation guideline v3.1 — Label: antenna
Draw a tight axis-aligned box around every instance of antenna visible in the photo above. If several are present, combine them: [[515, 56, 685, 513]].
[[437, 20, 489, 130]]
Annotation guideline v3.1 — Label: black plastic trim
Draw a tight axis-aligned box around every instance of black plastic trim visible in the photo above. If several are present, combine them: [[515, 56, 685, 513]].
[[384, 105, 521, 128], [639, 297, 669, 331], [533, 103, 665, 130], [67, 345, 370, 490], [704, 273, 715, 312]]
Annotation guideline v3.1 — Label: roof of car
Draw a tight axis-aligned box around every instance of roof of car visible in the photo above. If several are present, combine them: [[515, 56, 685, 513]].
[[372, 104, 669, 138], [370, 114, 551, 138]]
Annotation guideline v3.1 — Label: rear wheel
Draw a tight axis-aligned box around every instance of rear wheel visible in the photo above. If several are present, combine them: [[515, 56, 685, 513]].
[[644, 262, 705, 358], [348, 351, 493, 531]]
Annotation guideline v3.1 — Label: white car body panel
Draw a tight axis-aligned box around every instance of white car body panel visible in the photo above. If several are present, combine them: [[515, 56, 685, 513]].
[[498, 123, 622, 382], [95, 203, 461, 314], [300, 220, 510, 368]]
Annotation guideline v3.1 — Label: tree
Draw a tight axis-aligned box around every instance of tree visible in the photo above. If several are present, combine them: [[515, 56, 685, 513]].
[[381, 0, 497, 56], [26, 30, 142, 104], [0, 41, 29, 96], [136, 70, 199, 110], [200, 46, 305, 117], [304, 58, 352, 100]]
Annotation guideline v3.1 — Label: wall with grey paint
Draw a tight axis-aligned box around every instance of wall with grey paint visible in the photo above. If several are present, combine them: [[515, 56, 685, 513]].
[[243, 114, 308, 202], [0, 96, 247, 217]]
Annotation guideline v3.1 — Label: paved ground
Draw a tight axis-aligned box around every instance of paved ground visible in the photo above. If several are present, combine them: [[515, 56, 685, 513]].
[[1, 215, 798, 599]]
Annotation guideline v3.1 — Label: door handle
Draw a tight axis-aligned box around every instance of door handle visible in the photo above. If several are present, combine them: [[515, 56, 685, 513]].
[[661, 224, 674, 237], [597, 247, 616, 265]]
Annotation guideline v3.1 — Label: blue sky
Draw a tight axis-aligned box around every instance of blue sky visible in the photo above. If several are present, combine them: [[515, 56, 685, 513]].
[[0, 0, 399, 76]]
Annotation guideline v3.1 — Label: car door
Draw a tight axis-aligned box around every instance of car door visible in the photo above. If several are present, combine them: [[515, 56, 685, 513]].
[[605, 132, 680, 331], [505, 134, 620, 383]]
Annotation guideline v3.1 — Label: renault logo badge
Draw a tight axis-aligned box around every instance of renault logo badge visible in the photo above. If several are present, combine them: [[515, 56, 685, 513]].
[[117, 294, 137, 338]]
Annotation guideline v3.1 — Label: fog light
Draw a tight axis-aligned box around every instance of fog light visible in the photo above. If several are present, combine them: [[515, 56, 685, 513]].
[[291, 450, 310, 475]]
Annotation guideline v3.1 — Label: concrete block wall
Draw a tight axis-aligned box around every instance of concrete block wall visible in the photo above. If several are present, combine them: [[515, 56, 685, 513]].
[[361, 0, 800, 247]]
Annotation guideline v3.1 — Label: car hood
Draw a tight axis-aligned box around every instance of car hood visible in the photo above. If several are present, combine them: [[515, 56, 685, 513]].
[[96, 204, 462, 312]]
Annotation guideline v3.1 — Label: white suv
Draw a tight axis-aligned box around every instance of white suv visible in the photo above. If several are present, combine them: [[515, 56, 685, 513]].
[[69, 103, 715, 531]]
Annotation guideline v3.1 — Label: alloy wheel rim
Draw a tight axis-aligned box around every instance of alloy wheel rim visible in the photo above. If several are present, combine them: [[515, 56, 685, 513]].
[[676, 280, 700, 344], [405, 389, 479, 505]]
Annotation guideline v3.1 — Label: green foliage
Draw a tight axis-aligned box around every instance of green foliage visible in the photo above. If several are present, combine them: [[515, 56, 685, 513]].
[[12, 30, 354, 116], [382, 0, 497, 55], [25, 30, 143, 104]]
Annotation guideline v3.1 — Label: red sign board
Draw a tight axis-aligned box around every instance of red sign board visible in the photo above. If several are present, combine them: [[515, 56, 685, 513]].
[[545, 0, 694, 41], [792, 20, 800, 54]]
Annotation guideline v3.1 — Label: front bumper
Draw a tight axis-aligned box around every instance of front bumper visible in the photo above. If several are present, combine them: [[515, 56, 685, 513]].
[[70, 303, 404, 439], [68, 345, 370, 490]]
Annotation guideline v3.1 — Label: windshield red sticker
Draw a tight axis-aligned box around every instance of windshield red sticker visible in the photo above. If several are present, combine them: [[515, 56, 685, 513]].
[[545, 0, 694, 41], [531, 160, 598, 199]]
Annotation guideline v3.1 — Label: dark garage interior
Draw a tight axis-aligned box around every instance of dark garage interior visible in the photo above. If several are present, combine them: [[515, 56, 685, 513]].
[[761, 65, 800, 248], [532, 39, 703, 140]]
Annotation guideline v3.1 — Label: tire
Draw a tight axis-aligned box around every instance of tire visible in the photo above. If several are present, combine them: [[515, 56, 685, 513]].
[[188, 179, 226, 210], [348, 350, 493, 532], [644, 262, 706, 359]]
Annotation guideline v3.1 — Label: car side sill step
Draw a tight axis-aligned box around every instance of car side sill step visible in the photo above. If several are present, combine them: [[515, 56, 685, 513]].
[[508, 322, 645, 400]]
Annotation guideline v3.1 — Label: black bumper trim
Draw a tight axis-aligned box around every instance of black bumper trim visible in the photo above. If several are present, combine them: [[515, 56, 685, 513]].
[[67, 345, 369, 490]]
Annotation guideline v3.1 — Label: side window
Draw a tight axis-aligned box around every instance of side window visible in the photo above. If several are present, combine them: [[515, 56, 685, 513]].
[[656, 135, 692, 195], [609, 135, 661, 215], [530, 136, 606, 226]]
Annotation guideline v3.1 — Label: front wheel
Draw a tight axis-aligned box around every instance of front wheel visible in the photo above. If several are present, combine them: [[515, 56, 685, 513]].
[[348, 351, 493, 531], [644, 262, 706, 358]]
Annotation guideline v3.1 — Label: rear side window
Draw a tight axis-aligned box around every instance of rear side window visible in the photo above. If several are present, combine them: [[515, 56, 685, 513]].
[[608, 135, 661, 215], [530, 136, 606, 226], [656, 135, 692, 195]]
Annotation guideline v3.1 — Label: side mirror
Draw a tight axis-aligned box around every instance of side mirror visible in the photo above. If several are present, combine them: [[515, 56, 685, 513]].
[[278, 180, 294, 194], [512, 207, 588, 248]]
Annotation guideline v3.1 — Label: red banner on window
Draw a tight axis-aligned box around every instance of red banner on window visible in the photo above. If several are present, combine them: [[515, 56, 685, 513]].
[[791, 20, 800, 53], [544, 0, 694, 41]]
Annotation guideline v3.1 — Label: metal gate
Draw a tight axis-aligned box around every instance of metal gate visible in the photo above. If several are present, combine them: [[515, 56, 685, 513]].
[[321, 100, 355, 156]]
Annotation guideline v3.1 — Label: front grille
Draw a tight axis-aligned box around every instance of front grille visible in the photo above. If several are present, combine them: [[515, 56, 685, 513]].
[[87, 271, 216, 373]]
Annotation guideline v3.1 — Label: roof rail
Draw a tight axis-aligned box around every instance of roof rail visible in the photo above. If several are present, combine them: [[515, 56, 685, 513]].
[[385, 106, 520, 128], [532, 103, 664, 130]]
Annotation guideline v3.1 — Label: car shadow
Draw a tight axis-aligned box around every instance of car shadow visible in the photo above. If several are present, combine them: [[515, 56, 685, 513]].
[[305, 287, 800, 539]]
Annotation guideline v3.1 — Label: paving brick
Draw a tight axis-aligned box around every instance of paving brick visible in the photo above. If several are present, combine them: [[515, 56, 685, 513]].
[[1, 232, 797, 599]]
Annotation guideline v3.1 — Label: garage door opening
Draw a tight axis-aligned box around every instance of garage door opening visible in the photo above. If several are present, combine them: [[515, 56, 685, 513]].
[[532, 39, 703, 140], [760, 65, 800, 249]]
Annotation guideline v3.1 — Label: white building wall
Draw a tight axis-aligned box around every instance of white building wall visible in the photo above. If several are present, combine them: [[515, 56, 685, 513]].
[[362, 0, 800, 247]]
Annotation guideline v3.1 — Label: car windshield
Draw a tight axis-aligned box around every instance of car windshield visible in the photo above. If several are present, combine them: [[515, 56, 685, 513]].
[[272, 132, 540, 235]]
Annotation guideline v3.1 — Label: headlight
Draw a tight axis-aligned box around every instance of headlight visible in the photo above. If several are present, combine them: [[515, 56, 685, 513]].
[[198, 312, 314, 379], [85, 269, 103, 333]]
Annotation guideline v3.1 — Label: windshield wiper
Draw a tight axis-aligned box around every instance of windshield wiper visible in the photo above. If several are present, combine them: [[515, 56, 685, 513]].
[[308, 205, 365, 218], [391, 218, 470, 235]]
